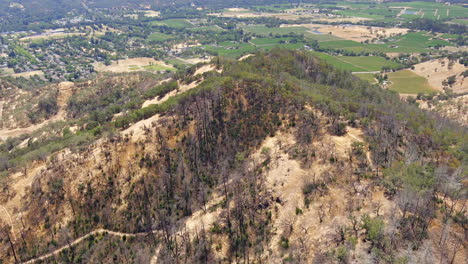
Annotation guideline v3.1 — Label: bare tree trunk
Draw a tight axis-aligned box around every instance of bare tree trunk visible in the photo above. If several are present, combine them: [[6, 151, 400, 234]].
[[6, 229, 19, 263]]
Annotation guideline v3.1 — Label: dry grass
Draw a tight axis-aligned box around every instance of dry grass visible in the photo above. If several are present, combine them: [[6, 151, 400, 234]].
[[418, 95, 468, 126], [93, 58, 174, 73], [411, 58, 468, 94], [9, 70, 44, 78], [283, 24, 408, 42]]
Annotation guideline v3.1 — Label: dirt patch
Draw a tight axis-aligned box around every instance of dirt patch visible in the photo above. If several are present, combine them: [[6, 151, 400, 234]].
[[121, 114, 162, 142], [141, 79, 198, 108], [411, 58, 468, 94], [174, 57, 212, 65], [56, 81, 74, 119], [141, 64, 221, 109], [193, 64, 221, 76], [93, 58, 174, 73], [238, 54, 255, 61], [142, 10, 160, 17], [442, 46, 468, 53]]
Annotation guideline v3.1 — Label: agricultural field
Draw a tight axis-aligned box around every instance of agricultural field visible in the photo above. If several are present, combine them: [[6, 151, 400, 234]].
[[354, 73, 377, 83], [148, 32, 174, 42], [188, 26, 225, 32], [326, 1, 468, 22], [387, 69, 437, 94], [388, 1, 468, 20], [250, 37, 295, 46], [311, 51, 400, 72], [151, 19, 193, 28], [319, 31, 453, 54], [449, 19, 468, 25], [290, 24, 408, 42], [241, 25, 311, 36]]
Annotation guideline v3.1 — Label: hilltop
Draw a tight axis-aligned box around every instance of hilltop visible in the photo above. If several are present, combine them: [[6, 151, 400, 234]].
[[0, 49, 466, 263]]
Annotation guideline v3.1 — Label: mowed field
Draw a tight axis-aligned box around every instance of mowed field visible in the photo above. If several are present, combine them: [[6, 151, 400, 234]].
[[387, 70, 436, 94], [311, 52, 400, 72]]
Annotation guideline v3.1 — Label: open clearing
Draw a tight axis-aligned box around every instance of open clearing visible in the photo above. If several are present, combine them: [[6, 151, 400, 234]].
[[93, 58, 175, 73], [319, 31, 453, 54], [387, 70, 437, 94], [287, 24, 408, 42], [411, 58, 468, 94], [141, 10, 160, 17]]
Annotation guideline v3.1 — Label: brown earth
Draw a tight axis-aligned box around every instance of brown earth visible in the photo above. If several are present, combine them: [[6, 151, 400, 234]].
[[411, 58, 468, 94]]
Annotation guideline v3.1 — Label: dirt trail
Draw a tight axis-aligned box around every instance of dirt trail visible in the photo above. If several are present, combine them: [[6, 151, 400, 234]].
[[0, 82, 73, 140], [238, 54, 255, 61], [23, 192, 225, 264], [21, 228, 153, 264], [56, 81, 74, 119], [0, 121, 49, 141], [142, 65, 221, 109]]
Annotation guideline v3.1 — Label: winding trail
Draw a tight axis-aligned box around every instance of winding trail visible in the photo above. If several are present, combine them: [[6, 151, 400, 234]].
[[21, 228, 156, 264]]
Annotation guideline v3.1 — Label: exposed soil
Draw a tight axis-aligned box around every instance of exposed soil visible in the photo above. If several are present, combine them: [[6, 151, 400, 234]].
[[93, 58, 174, 73]]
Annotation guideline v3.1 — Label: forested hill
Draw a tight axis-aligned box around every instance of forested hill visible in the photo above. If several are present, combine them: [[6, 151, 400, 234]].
[[0, 49, 466, 263]]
